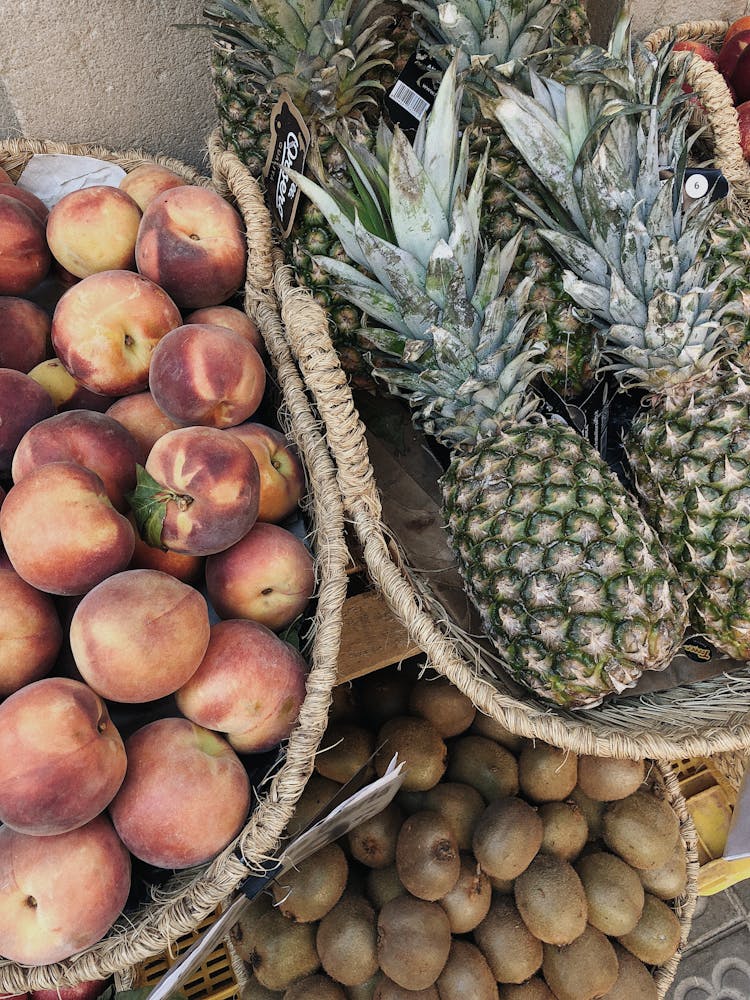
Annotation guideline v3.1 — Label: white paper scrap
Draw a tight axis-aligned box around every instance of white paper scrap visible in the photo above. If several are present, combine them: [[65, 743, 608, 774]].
[[15, 154, 127, 210]]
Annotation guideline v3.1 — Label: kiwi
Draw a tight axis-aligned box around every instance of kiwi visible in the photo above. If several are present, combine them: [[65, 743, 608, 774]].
[[316, 895, 379, 988], [472, 894, 543, 984], [602, 789, 680, 870], [348, 801, 403, 869], [638, 839, 688, 900], [420, 782, 486, 851], [408, 675, 476, 737], [395, 810, 460, 900], [472, 797, 543, 881], [346, 972, 380, 1000], [513, 854, 588, 945], [439, 853, 492, 933], [358, 667, 417, 729], [518, 744, 577, 803], [377, 895, 452, 991], [489, 874, 515, 893], [568, 786, 605, 841], [497, 979, 555, 999], [230, 892, 275, 962], [577, 755, 645, 801], [436, 940, 498, 1000], [247, 907, 320, 991], [366, 864, 406, 909], [372, 977, 439, 999], [602, 943, 658, 999], [445, 735, 519, 801], [328, 682, 361, 724], [575, 851, 644, 936], [316, 722, 376, 784], [470, 712, 525, 752], [537, 800, 588, 861], [239, 977, 282, 1000], [283, 974, 347, 999], [616, 892, 682, 966], [542, 925, 619, 1000], [272, 842, 348, 922], [375, 717, 447, 792], [286, 773, 342, 838]]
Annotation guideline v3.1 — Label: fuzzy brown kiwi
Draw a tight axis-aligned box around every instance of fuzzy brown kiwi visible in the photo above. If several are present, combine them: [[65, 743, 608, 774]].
[[316, 721, 376, 784], [575, 851, 645, 936], [375, 717, 447, 792], [577, 756, 646, 801], [541, 925, 619, 1000], [420, 782, 486, 851], [439, 853, 492, 933], [638, 838, 688, 900], [473, 894, 543, 984], [489, 874, 516, 893], [286, 773, 341, 837], [602, 943, 659, 999], [328, 682, 361, 725], [347, 972, 380, 1000], [372, 976, 439, 999], [283, 973, 347, 1000], [366, 863, 406, 909], [513, 854, 588, 945], [518, 744, 578, 803], [436, 940, 498, 1000], [247, 907, 320, 991], [408, 675, 476, 737], [395, 809, 460, 900], [602, 790, 680, 870], [272, 842, 349, 922], [445, 735, 519, 801], [470, 712, 525, 752], [616, 892, 682, 966], [568, 786, 605, 841], [537, 800, 589, 861], [472, 797, 543, 881], [240, 977, 281, 1000], [497, 979, 555, 999], [348, 801, 403, 869], [377, 895, 452, 991], [230, 892, 275, 962], [316, 894, 379, 988], [358, 667, 417, 729]]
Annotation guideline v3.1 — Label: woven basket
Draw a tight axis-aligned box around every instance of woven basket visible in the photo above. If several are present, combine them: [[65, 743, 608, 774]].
[[0, 136, 350, 991]]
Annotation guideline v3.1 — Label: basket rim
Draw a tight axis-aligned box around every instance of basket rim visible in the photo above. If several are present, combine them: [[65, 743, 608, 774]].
[[0, 134, 349, 990]]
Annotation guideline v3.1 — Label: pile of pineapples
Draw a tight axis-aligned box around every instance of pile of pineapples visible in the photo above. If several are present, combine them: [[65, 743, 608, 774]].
[[204, 1, 750, 712]]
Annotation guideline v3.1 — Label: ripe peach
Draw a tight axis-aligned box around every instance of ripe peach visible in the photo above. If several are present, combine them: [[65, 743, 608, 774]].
[[184, 305, 264, 355], [127, 512, 204, 582], [733, 44, 750, 103], [109, 717, 252, 869], [0, 815, 131, 965], [0, 676, 127, 835], [106, 390, 182, 463], [0, 553, 63, 697], [728, 16, 750, 44], [206, 521, 315, 630], [27, 358, 115, 413], [0, 194, 50, 295], [31, 982, 109, 1000], [0, 186, 48, 225], [70, 568, 211, 703], [673, 40, 720, 66], [0, 297, 50, 373], [135, 426, 260, 556], [120, 163, 186, 211], [12, 409, 141, 512], [0, 167, 12, 183], [46, 185, 142, 278], [176, 618, 308, 753], [51, 269, 182, 396], [0, 461, 135, 596], [149, 323, 266, 428], [719, 27, 750, 80], [738, 100, 750, 160], [0, 369, 55, 470], [225, 422, 305, 523], [135, 185, 247, 308]]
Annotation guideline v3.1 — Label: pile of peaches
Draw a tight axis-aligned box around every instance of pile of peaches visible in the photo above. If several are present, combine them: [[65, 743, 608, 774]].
[[0, 162, 317, 967]]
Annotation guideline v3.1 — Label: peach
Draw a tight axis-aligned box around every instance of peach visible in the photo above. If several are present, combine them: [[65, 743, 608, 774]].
[[673, 40, 720, 66], [728, 16, 750, 44], [51, 269, 182, 396], [0, 297, 50, 373], [127, 512, 204, 582], [120, 163, 187, 211], [70, 568, 211, 703], [0, 461, 135, 596], [0, 186, 49, 224], [184, 305, 264, 355], [206, 521, 315, 630], [109, 717, 252, 869], [733, 44, 750, 102], [134, 426, 260, 556], [0, 815, 131, 965], [12, 409, 141, 512], [0, 553, 63, 697], [135, 185, 247, 308], [0, 369, 55, 470], [718, 27, 750, 80], [225, 422, 305, 523], [738, 100, 750, 160], [106, 390, 182, 462], [0, 167, 12, 183], [0, 194, 50, 295], [31, 981, 109, 1000], [0, 676, 127, 835], [149, 323, 266, 428], [27, 358, 115, 413], [176, 619, 308, 753], [46, 185, 142, 278]]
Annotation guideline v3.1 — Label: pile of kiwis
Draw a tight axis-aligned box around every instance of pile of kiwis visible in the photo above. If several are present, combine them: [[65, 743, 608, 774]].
[[231, 665, 694, 1000]]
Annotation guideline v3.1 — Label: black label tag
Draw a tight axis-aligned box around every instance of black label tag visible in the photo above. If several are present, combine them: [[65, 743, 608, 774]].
[[263, 93, 310, 239], [385, 46, 441, 139], [680, 633, 716, 662], [684, 167, 729, 206], [532, 376, 609, 456]]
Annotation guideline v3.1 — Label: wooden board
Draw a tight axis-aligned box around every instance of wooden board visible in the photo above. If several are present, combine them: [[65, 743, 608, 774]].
[[336, 589, 422, 684]]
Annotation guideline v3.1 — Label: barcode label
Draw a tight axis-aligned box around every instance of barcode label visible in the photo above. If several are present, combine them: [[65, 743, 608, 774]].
[[388, 80, 430, 122]]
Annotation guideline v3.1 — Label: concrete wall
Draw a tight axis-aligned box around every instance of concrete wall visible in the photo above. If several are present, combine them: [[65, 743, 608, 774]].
[[588, 0, 750, 44]]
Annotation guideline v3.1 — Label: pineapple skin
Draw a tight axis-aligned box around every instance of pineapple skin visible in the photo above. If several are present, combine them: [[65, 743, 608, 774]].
[[442, 421, 689, 708]]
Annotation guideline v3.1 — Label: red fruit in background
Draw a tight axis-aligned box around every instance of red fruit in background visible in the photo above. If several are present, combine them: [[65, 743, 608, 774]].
[[737, 100, 750, 160], [0, 185, 48, 224], [732, 44, 750, 104], [0, 297, 49, 374], [718, 28, 750, 81], [31, 982, 109, 1000], [0, 368, 55, 472], [673, 39, 720, 66], [726, 15, 750, 45], [0, 194, 50, 296]]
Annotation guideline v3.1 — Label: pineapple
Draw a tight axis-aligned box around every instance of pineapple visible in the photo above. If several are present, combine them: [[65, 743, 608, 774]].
[[491, 26, 750, 659], [288, 62, 689, 708]]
